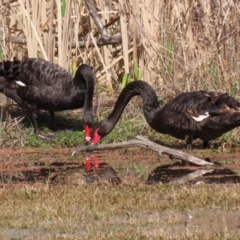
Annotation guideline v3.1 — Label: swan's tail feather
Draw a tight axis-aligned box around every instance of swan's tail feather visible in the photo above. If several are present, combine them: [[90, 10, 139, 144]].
[[0, 58, 21, 81], [214, 93, 240, 113], [0, 76, 7, 91], [207, 112, 240, 132], [201, 93, 240, 119]]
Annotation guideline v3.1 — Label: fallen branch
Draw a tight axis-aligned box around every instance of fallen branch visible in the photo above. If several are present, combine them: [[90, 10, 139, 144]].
[[72, 135, 214, 166], [1, 0, 122, 48], [1, 34, 122, 48], [170, 169, 214, 184]]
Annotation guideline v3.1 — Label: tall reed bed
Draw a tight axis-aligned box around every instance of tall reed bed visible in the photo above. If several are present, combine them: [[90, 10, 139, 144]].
[[0, 0, 240, 97]]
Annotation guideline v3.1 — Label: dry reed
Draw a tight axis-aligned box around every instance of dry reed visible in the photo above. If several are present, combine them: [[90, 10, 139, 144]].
[[0, 0, 239, 98]]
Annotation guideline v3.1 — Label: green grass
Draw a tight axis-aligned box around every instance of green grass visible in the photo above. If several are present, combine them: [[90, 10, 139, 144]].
[[1, 107, 240, 238], [25, 130, 85, 148], [1, 106, 240, 150]]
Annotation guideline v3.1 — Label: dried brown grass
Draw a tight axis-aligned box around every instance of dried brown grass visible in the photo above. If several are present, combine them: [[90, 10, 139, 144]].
[[1, 182, 240, 239], [0, 0, 239, 98]]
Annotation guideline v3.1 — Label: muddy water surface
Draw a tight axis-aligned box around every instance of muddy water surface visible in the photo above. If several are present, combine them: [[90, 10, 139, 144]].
[[1, 146, 240, 239]]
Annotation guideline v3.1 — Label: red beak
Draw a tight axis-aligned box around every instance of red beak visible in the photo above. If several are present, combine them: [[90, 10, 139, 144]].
[[91, 128, 101, 145], [84, 125, 92, 142]]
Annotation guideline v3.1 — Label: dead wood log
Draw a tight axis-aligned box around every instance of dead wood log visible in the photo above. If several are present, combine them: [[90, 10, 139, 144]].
[[72, 135, 214, 166], [1, 1, 122, 48], [170, 169, 214, 184], [1, 35, 122, 48], [84, 0, 111, 38]]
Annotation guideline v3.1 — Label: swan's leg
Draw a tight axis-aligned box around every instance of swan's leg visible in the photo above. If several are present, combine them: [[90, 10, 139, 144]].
[[203, 141, 209, 149], [49, 111, 56, 131], [185, 135, 193, 150], [31, 109, 55, 141], [31, 110, 39, 135]]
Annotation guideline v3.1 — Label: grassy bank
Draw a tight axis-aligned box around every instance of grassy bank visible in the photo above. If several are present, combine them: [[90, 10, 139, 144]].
[[1, 183, 240, 239]]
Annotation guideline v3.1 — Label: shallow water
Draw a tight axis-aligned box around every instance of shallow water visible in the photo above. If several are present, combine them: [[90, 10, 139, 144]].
[[1, 146, 240, 238]]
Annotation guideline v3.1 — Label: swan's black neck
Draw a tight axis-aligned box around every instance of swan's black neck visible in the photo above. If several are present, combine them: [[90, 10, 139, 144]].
[[74, 64, 95, 126], [99, 80, 160, 136]]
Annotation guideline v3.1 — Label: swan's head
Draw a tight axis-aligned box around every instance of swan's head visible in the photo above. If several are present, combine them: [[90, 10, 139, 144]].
[[83, 112, 94, 142], [91, 128, 102, 145], [91, 119, 111, 145]]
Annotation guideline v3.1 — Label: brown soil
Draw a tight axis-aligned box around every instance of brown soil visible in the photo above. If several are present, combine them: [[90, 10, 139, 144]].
[[0, 146, 240, 187], [1, 146, 240, 238], [0, 147, 122, 187]]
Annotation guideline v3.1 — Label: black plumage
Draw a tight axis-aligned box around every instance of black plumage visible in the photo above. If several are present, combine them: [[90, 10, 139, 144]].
[[0, 58, 95, 141], [91, 80, 240, 149]]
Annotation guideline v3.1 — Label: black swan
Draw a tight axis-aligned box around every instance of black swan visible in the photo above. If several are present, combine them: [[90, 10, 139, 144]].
[[0, 58, 95, 141], [91, 80, 240, 149]]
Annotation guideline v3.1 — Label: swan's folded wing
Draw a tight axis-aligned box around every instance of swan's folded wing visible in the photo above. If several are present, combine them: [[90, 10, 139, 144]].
[[17, 58, 73, 87], [164, 90, 240, 122]]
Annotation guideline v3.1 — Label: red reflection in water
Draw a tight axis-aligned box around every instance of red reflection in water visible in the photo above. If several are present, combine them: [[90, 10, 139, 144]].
[[85, 154, 100, 172]]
